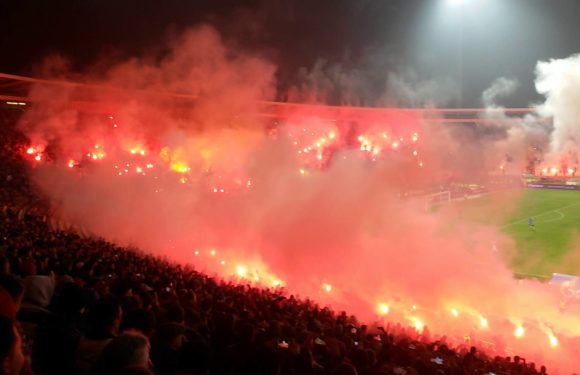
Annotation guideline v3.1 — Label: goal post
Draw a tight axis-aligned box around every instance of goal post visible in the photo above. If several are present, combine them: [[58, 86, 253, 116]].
[[424, 190, 451, 211]]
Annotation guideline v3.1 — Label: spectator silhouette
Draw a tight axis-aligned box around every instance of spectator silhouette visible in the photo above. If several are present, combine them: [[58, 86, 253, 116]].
[[0, 315, 25, 375], [75, 297, 122, 375]]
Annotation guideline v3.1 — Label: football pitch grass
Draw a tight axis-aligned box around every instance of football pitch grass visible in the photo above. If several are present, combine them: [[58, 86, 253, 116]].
[[451, 188, 580, 279]]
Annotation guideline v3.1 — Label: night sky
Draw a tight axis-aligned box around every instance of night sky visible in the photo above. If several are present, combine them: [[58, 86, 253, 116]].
[[1, 0, 579, 107]]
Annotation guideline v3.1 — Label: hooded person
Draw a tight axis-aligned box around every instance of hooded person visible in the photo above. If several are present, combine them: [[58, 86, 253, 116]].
[[17, 273, 56, 361], [20, 275, 55, 315]]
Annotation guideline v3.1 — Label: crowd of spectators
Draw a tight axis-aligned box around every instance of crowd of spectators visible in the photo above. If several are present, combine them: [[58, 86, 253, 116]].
[[0, 108, 46, 212], [0, 209, 551, 375], [0, 108, 551, 374]]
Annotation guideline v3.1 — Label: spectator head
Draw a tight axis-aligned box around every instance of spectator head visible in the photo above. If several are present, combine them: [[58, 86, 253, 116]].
[[184, 308, 202, 330], [331, 363, 358, 375], [110, 366, 154, 375], [87, 297, 122, 340], [0, 275, 23, 318], [0, 316, 24, 375], [0, 289, 17, 320], [122, 309, 156, 338], [163, 302, 185, 324], [155, 323, 186, 350], [176, 340, 210, 375], [0, 275, 23, 306], [111, 279, 133, 298], [238, 322, 255, 343], [96, 332, 150, 375], [136, 290, 153, 310], [0, 256, 9, 274], [365, 349, 376, 367], [18, 258, 36, 277], [199, 297, 212, 313], [111, 366, 154, 375], [350, 348, 369, 371], [121, 296, 142, 314], [54, 281, 86, 315]]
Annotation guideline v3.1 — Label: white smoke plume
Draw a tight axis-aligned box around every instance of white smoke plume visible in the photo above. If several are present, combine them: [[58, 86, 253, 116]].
[[536, 54, 580, 161], [482, 77, 519, 110]]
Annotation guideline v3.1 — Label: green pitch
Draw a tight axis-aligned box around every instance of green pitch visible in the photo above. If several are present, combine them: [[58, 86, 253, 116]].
[[451, 189, 580, 278]]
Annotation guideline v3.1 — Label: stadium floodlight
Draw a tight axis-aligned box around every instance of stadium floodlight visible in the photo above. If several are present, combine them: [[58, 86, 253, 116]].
[[446, 0, 489, 9]]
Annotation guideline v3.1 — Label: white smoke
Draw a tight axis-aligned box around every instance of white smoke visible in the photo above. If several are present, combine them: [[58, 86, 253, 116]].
[[482, 77, 519, 110], [535, 54, 580, 155]]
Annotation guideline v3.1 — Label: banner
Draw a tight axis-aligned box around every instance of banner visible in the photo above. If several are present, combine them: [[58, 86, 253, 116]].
[[550, 273, 580, 302]]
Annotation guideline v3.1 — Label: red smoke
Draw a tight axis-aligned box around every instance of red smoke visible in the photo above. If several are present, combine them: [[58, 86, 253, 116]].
[[13, 26, 580, 374]]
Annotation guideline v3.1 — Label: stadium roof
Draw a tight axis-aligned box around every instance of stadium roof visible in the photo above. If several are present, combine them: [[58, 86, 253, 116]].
[[0, 72, 539, 125]]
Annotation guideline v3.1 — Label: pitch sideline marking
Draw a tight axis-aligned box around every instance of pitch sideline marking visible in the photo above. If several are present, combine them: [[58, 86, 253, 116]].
[[533, 209, 565, 224], [503, 200, 580, 228]]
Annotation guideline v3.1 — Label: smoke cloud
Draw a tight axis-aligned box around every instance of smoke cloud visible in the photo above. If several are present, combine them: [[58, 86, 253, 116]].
[[13, 26, 580, 373], [286, 54, 458, 108], [482, 77, 520, 110], [536, 54, 580, 170]]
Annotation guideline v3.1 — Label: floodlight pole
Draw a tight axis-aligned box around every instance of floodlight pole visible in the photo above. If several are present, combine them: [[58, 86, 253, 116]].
[[457, 5, 464, 108], [458, 17, 463, 107]]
